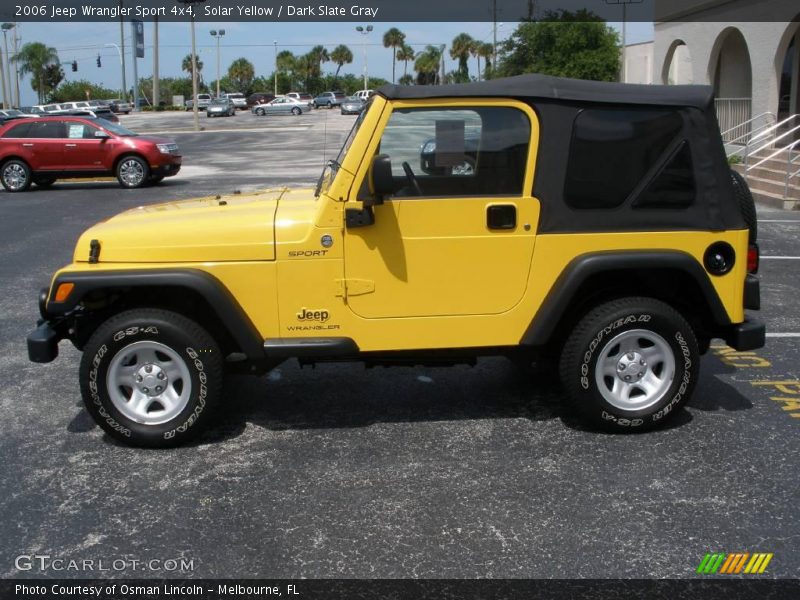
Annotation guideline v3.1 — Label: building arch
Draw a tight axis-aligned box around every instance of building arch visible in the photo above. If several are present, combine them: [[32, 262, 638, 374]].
[[774, 18, 800, 119], [661, 39, 693, 85], [707, 27, 752, 100]]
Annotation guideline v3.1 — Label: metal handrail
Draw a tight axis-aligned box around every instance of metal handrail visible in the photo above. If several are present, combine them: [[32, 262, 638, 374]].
[[745, 123, 800, 172], [785, 138, 800, 198], [721, 110, 774, 141]]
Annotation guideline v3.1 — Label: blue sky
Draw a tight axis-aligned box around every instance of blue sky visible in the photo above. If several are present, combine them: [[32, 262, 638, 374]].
[[6, 20, 653, 105]]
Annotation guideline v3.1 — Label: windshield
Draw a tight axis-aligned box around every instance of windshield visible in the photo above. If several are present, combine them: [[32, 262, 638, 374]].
[[210, 99, 228, 105], [314, 101, 370, 198], [97, 119, 137, 136]]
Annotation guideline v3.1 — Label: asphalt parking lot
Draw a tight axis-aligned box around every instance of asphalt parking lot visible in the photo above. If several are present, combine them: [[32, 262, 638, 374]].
[[1, 111, 799, 580]]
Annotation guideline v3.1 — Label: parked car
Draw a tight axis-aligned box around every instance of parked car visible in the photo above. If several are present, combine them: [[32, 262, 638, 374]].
[[286, 92, 314, 109], [222, 92, 248, 110], [0, 115, 181, 192], [252, 96, 306, 116], [185, 94, 212, 111], [105, 99, 132, 114], [87, 100, 112, 110], [206, 98, 236, 117], [58, 101, 92, 111], [340, 96, 365, 115], [246, 93, 275, 108], [0, 109, 38, 119], [59, 108, 120, 123], [354, 89, 374, 101], [312, 91, 346, 108], [25, 74, 763, 447]]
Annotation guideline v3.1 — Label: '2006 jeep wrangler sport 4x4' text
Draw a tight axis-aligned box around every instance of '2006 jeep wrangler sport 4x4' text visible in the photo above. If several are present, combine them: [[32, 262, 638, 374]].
[[28, 74, 764, 446]]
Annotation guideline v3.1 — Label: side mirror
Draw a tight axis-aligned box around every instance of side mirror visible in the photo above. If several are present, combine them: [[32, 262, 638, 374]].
[[94, 130, 110, 139], [368, 154, 393, 206]]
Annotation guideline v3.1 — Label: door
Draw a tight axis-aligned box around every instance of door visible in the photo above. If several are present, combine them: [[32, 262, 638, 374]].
[[61, 121, 112, 171], [25, 120, 68, 171], [343, 102, 539, 319]]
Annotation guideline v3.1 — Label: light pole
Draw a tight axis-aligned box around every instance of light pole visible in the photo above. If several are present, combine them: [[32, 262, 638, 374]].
[[2, 24, 15, 108], [210, 28, 224, 97], [273, 40, 277, 96], [355, 25, 373, 91], [12, 22, 20, 107], [105, 43, 124, 102], [177, 0, 207, 132], [604, 0, 643, 83]]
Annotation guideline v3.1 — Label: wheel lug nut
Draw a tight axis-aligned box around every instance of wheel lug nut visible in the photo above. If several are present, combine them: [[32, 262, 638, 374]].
[[157, 372, 165, 379], [142, 387, 149, 393], [627, 353, 635, 360], [155, 386, 162, 393], [618, 364, 625, 370], [145, 365, 153, 373], [624, 375, 631, 381], [135, 375, 142, 382]]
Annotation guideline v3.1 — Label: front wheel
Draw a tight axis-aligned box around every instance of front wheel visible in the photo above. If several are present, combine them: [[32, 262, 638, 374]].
[[255, 108, 265, 116], [1, 159, 32, 192], [291, 107, 300, 115], [559, 297, 699, 431], [116, 156, 150, 189], [79, 309, 223, 447]]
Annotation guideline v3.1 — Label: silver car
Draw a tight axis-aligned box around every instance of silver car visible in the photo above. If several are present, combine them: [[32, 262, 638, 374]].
[[206, 98, 236, 117], [340, 96, 365, 115], [251, 96, 305, 116]]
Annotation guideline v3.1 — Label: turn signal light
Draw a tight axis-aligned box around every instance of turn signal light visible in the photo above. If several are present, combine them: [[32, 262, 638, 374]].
[[54, 282, 75, 303], [747, 244, 759, 274]]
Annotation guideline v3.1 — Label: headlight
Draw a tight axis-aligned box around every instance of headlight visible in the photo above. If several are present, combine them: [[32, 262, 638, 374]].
[[421, 141, 436, 154], [157, 143, 178, 155]]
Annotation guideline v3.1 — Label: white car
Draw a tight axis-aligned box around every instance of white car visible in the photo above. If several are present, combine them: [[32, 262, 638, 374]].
[[354, 89, 374, 101], [222, 93, 248, 110]]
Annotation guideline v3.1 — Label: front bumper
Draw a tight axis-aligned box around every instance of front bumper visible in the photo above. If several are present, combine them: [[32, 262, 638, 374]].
[[151, 162, 181, 178], [28, 321, 62, 363], [723, 318, 766, 351]]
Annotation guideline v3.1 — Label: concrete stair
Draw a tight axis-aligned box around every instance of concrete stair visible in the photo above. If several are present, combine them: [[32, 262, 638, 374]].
[[733, 148, 800, 210]]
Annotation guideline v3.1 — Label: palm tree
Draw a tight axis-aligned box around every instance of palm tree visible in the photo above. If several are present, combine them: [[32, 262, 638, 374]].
[[330, 45, 353, 78], [398, 73, 414, 86], [227, 57, 255, 94], [472, 41, 494, 81], [308, 45, 329, 77], [382, 28, 406, 84], [450, 33, 474, 82], [414, 45, 442, 85], [12, 42, 59, 103], [181, 53, 203, 79], [477, 42, 494, 80], [396, 44, 415, 79]]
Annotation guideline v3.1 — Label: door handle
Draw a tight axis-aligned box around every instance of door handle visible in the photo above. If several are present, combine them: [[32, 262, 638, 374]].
[[487, 204, 517, 230], [22, 143, 33, 147], [65, 143, 77, 147]]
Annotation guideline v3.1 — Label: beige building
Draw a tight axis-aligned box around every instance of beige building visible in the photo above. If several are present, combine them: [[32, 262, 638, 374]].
[[655, 0, 800, 128]]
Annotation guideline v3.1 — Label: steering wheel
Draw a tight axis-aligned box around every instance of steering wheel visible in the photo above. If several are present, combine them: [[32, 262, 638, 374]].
[[401, 161, 423, 196]]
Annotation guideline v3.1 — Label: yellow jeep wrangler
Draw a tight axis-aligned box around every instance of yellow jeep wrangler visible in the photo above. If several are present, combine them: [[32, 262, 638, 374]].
[[27, 75, 764, 447]]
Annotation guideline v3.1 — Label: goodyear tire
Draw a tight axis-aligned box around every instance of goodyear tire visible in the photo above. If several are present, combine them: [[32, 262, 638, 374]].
[[559, 297, 699, 432], [730, 170, 757, 243], [79, 309, 223, 447]]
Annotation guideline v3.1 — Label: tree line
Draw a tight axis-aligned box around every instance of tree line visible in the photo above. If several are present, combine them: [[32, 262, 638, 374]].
[[11, 11, 620, 105]]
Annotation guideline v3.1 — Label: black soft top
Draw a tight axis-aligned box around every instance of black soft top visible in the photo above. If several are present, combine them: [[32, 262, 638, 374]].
[[377, 74, 714, 109]]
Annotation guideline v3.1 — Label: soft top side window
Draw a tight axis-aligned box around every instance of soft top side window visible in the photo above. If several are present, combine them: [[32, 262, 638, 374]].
[[564, 108, 688, 209]]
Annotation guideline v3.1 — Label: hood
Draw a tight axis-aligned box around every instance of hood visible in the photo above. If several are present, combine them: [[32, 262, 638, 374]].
[[73, 188, 296, 263]]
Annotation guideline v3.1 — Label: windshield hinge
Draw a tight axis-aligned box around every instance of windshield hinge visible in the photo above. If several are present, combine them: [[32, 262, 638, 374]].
[[335, 279, 375, 299]]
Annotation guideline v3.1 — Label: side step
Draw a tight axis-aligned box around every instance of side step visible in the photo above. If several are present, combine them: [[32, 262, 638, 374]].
[[263, 337, 359, 358]]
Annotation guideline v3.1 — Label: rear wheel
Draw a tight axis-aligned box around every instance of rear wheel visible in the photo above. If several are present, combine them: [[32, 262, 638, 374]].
[[79, 309, 223, 447], [559, 297, 699, 432], [256, 108, 265, 116], [291, 107, 301, 115], [1, 159, 32, 192], [116, 155, 149, 189]]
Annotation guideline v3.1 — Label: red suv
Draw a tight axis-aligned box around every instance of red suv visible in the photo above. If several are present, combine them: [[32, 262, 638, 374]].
[[0, 116, 181, 192]]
